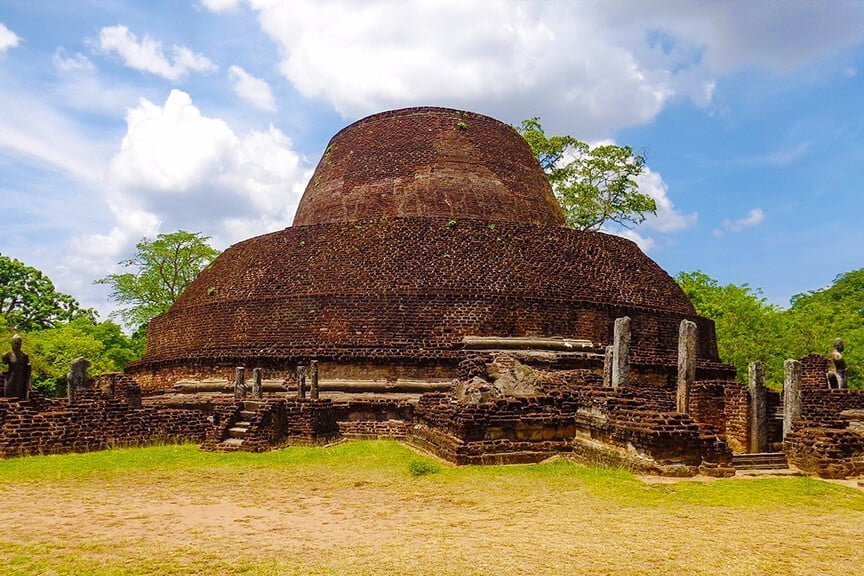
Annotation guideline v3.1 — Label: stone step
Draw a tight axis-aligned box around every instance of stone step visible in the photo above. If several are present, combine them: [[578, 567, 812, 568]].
[[216, 438, 244, 451], [239, 411, 257, 420], [235, 421, 251, 427], [732, 452, 788, 470], [228, 427, 248, 438], [243, 401, 264, 410]]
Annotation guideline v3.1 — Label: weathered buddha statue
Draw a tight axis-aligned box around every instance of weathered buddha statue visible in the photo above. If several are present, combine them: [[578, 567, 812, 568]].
[[826, 338, 847, 389], [2, 334, 31, 399]]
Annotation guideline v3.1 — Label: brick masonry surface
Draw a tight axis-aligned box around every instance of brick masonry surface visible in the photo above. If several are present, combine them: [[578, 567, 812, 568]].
[[0, 374, 210, 458], [130, 217, 722, 391], [293, 107, 566, 227]]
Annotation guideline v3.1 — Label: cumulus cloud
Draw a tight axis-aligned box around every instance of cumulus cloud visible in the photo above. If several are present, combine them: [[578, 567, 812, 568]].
[[228, 65, 277, 111], [713, 208, 765, 237], [234, 0, 864, 136], [0, 21, 20, 55], [97, 25, 216, 80], [74, 89, 310, 262], [635, 168, 697, 233]]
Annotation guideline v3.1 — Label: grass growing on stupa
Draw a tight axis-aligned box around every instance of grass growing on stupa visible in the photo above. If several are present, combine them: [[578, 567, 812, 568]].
[[0, 441, 862, 575]]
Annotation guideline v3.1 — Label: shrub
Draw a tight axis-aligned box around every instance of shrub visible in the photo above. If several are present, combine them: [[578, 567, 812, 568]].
[[408, 459, 441, 477]]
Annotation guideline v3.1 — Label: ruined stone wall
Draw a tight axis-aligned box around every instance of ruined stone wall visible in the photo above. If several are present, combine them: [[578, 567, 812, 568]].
[[723, 384, 750, 453], [689, 381, 728, 435], [785, 427, 864, 479], [799, 389, 864, 427], [332, 399, 413, 438], [800, 354, 830, 388], [412, 387, 731, 474], [0, 388, 210, 458]]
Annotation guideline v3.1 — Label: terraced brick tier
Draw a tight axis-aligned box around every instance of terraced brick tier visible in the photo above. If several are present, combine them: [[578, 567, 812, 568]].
[[129, 218, 721, 390]]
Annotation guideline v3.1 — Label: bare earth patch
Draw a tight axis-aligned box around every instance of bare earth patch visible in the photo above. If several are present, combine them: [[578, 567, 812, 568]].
[[0, 442, 862, 575]]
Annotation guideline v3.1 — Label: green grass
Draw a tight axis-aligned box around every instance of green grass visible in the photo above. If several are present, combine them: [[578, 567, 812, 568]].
[[1, 441, 863, 575]]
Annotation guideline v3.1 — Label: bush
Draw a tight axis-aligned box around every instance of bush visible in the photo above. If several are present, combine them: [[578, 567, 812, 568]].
[[408, 459, 441, 477]]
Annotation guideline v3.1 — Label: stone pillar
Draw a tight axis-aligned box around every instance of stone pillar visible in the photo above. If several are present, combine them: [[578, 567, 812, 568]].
[[783, 359, 802, 439], [676, 320, 697, 414], [310, 360, 320, 400], [748, 361, 768, 453], [252, 368, 263, 400], [611, 317, 631, 388], [602, 346, 614, 388], [234, 367, 246, 402], [296, 364, 307, 400]]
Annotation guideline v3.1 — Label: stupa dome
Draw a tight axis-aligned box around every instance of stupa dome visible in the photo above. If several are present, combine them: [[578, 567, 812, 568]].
[[294, 107, 565, 227], [129, 107, 721, 391]]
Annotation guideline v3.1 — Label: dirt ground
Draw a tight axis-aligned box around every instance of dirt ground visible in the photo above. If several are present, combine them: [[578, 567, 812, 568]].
[[1, 443, 863, 575]]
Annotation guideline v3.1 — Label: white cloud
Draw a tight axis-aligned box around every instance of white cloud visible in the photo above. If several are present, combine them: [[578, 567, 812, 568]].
[[228, 65, 277, 111], [236, 0, 864, 136], [97, 25, 216, 80], [714, 208, 765, 237], [636, 168, 697, 233], [0, 22, 20, 55], [52, 49, 95, 72], [90, 89, 309, 251], [202, 0, 239, 12]]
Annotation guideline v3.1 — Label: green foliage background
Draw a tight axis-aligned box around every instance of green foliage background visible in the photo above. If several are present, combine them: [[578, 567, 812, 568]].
[[676, 269, 864, 389], [0, 316, 142, 395]]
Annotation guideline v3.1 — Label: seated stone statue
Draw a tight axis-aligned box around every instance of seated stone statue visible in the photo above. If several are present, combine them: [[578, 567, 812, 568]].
[[827, 338, 847, 389], [2, 334, 31, 400]]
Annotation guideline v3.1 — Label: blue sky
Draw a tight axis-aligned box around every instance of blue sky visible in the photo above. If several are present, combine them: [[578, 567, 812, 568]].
[[0, 0, 862, 318]]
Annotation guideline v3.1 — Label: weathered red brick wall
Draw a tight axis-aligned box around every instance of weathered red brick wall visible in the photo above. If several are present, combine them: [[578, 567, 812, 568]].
[[690, 381, 728, 435], [294, 107, 565, 227], [786, 427, 864, 478], [724, 384, 750, 452], [800, 354, 830, 388], [0, 388, 210, 458], [412, 386, 731, 473], [130, 218, 721, 391]]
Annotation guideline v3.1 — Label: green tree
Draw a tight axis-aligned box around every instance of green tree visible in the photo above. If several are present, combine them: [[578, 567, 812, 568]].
[[0, 253, 95, 331], [26, 317, 142, 395], [676, 271, 788, 388], [784, 269, 864, 386], [517, 118, 656, 230], [97, 231, 220, 329]]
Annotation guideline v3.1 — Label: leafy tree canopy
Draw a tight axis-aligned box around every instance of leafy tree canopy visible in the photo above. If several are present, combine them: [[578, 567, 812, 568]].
[[0, 313, 142, 396], [676, 269, 863, 389], [517, 117, 656, 230], [97, 231, 220, 329], [0, 253, 95, 331]]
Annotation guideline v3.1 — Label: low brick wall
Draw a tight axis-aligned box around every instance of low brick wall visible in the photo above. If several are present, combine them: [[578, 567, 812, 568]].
[[0, 387, 210, 458], [785, 427, 864, 479]]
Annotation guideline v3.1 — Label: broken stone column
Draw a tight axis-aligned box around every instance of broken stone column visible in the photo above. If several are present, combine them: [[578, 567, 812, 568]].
[[296, 364, 307, 399], [748, 361, 768, 453], [602, 345, 614, 388], [252, 368, 263, 400], [676, 320, 697, 414], [310, 360, 320, 400], [611, 316, 631, 388], [66, 357, 90, 404], [234, 367, 246, 401], [783, 359, 802, 439]]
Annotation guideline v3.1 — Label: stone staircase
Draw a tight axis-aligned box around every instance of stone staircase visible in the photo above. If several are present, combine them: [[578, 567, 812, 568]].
[[214, 401, 264, 452], [732, 452, 789, 471]]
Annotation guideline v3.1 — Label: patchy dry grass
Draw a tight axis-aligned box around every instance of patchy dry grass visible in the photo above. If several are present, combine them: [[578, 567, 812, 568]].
[[0, 441, 862, 575]]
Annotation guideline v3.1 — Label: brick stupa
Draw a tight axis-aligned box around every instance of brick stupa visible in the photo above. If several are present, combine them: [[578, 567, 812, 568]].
[[127, 107, 729, 392]]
